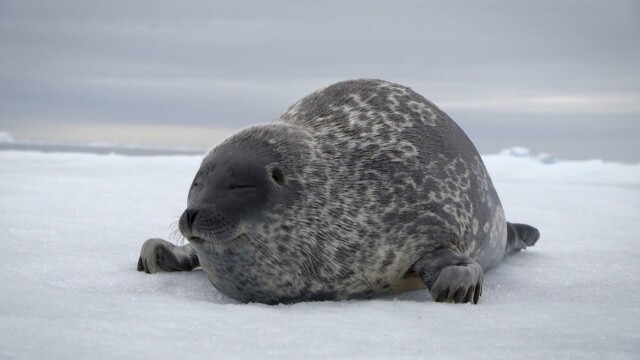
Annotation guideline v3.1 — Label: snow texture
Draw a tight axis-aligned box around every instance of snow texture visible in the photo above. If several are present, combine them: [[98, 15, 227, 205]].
[[1, 149, 639, 359]]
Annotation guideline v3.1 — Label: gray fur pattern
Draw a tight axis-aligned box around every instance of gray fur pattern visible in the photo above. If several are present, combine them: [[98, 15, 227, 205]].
[[137, 79, 540, 304]]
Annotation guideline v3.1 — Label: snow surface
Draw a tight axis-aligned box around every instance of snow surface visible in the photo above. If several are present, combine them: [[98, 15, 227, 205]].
[[1, 150, 639, 359]]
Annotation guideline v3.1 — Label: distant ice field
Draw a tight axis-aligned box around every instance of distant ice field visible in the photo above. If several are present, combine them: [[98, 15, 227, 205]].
[[0, 149, 638, 359]]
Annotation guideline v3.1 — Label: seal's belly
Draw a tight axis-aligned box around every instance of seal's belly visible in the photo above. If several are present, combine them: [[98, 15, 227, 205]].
[[194, 208, 506, 304], [196, 241, 421, 304]]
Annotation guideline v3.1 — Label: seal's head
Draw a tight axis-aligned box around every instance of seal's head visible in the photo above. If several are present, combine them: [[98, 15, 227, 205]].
[[178, 124, 310, 251]]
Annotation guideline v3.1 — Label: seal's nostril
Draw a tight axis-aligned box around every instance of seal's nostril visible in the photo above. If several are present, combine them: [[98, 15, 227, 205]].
[[185, 209, 199, 229]]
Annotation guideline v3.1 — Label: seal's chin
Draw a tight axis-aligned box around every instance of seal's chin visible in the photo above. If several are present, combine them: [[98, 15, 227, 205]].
[[187, 236, 206, 245]]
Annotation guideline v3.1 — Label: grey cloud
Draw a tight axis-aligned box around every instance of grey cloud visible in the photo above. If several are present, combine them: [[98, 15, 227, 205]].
[[0, 0, 638, 160]]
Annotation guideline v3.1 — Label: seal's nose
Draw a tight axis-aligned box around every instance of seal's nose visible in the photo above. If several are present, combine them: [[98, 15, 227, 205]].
[[185, 209, 199, 229]]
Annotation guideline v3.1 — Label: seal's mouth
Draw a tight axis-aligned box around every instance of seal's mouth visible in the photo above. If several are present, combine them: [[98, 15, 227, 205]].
[[188, 236, 206, 244], [189, 233, 244, 245]]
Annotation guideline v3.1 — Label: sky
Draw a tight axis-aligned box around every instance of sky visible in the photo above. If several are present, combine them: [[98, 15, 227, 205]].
[[1, 0, 639, 161]]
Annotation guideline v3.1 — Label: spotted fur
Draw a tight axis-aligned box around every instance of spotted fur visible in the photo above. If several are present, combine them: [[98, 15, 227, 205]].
[[174, 79, 519, 304], [137, 79, 540, 303]]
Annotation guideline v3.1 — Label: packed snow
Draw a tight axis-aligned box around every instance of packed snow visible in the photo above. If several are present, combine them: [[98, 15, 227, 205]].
[[0, 148, 638, 359]]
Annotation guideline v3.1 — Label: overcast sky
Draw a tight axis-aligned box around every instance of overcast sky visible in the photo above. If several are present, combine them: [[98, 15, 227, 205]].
[[1, 0, 639, 160]]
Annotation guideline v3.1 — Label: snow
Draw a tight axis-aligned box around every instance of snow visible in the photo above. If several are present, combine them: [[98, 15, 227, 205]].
[[504, 146, 530, 157], [0, 132, 14, 143], [1, 149, 639, 359]]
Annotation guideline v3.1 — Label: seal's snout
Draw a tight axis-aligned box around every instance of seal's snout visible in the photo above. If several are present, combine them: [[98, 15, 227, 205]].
[[179, 206, 244, 244], [185, 208, 198, 230], [178, 208, 197, 241]]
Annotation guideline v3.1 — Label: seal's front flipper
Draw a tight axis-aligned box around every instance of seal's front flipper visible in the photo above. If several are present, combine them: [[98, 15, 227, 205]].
[[505, 222, 540, 256], [137, 238, 200, 274], [412, 248, 483, 304]]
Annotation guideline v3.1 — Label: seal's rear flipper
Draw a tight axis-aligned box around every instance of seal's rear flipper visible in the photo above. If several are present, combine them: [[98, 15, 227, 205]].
[[505, 222, 540, 256]]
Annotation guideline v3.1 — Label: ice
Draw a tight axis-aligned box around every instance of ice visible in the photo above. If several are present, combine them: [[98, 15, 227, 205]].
[[499, 146, 560, 164], [1, 150, 639, 359], [503, 146, 531, 157], [536, 152, 555, 164], [0, 132, 14, 143]]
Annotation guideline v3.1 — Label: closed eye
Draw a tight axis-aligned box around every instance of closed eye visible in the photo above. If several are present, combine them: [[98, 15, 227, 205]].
[[228, 184, 257, 190]]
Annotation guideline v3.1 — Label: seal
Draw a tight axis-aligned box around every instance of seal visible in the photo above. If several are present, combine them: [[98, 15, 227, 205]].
[[137, 79, 540, 304]]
